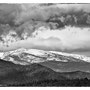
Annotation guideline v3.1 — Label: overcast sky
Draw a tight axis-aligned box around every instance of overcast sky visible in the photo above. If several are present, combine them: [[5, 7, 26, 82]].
[[0, 4, 90, 56]]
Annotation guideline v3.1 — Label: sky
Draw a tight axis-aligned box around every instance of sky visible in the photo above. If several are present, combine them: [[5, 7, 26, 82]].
[[0, 4, 90, 56]]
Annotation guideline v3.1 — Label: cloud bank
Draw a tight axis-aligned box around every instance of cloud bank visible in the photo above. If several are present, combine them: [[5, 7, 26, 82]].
[[0, 26, 90, 54], [0, 4, 90, 56]]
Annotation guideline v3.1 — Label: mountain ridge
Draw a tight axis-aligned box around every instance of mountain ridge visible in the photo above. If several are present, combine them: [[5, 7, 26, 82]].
[[0, 58, 90, 86], [0, 48, 90, 65]]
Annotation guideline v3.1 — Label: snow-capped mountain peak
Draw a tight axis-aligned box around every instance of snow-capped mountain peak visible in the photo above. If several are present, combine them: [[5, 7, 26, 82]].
[[0, 48, 90, 65]]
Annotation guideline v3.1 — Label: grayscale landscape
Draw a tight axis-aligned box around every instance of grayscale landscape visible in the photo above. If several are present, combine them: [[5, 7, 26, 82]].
[[0, 3, 90, 86]]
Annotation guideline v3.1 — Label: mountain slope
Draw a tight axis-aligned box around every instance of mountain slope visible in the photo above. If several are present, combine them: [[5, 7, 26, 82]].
[[0, 59, 90, 86], [41, 61, 90, 72], [0, 59, 66, 86]]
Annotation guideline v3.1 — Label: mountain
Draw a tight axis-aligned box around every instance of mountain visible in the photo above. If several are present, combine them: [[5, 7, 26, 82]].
[[0, 48, 90, 66], [0, 59, 65, 86], [0, 59, 90, 86], [1, 48, 90, 72]]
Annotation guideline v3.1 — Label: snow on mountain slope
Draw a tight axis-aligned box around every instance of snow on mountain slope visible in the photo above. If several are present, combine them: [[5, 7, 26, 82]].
[[50, 51, 90, 62], [0, 48, 90, 65]]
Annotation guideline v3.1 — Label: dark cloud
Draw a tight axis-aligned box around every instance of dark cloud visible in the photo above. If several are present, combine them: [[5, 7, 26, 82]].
[[0, 4, 20, 25]]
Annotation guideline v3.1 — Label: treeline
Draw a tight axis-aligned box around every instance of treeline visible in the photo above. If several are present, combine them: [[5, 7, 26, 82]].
[[6, 78, 90, 87]]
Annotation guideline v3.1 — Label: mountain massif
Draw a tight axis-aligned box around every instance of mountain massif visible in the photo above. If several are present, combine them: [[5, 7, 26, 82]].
[[0, 48, 89, 86]]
